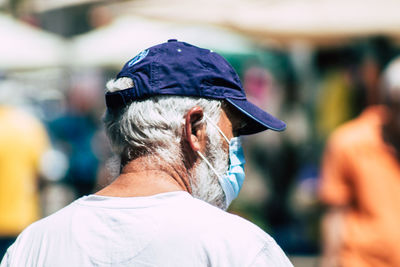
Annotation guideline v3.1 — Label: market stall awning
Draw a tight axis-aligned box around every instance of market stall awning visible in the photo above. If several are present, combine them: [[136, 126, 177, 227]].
[[0, 13, 66, 70], [69, 16, 259, 67], [112, 0, 400, 46]]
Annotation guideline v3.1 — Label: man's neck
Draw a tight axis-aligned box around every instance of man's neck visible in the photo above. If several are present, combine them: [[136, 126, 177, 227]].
[[95, 156, 192, 197]]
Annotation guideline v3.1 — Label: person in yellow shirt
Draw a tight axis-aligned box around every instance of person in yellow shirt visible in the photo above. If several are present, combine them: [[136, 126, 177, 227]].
[[0, 106, 49, 258]]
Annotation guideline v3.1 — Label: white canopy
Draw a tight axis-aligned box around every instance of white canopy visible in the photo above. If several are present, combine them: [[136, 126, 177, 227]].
[[114, 0, 400, 46], [0, 13, 66, 70], [69, 16, 259, 67]]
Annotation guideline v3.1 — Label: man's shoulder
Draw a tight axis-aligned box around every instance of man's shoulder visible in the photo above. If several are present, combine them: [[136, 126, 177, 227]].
[[184, 197, 275, 244], [2, 200, 80, 266], [16, 200, 78, 240], [168, 197, 291, 266]]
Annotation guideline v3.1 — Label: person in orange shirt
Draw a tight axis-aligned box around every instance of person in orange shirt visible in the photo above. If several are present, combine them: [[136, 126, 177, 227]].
[[0, 106, 49, 258], [319, 56, 400, 267]]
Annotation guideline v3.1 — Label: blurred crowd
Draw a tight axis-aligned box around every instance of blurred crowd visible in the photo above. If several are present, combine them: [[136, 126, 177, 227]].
[[1, 24, 400, 265]]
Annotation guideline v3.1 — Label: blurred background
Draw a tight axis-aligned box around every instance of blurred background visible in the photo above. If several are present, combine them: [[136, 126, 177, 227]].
[[1, 0, 400, 265]]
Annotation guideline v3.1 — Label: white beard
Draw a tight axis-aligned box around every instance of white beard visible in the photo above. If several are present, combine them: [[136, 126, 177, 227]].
[[190, 126, 229, 210]]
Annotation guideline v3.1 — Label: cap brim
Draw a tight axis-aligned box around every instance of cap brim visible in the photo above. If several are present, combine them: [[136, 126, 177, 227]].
[[226, 98, 286, 135]]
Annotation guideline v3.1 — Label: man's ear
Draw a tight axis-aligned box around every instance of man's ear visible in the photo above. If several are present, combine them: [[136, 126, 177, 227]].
[[185, 106, 205, 152]]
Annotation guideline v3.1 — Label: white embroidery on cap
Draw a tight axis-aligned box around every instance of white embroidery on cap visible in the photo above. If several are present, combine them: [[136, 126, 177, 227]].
[[127, 49, 149, 67]]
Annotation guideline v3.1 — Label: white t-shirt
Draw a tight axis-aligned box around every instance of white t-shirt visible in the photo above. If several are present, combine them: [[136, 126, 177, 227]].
[[1, 191, 293, 267]]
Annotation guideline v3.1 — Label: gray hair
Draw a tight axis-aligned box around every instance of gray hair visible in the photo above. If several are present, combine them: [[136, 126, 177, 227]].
[[103, 77, 223, 168]]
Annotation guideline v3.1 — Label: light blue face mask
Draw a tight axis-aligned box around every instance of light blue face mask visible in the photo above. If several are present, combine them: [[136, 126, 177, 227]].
[[197, 116, 246, 209]]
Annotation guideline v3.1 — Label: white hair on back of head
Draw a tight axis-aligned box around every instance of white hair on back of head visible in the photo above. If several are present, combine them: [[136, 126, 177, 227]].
[[104, 77, 229, 208], [103, 77, 222, 169], [106, 77, 134, 92]]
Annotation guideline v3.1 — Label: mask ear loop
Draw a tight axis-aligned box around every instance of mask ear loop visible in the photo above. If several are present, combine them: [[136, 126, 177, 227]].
[[196, 151, 222, 180], [203, 114, 230, 144]]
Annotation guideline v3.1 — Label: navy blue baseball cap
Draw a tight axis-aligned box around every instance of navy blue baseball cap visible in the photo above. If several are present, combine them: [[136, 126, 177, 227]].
[[105, 39, 286, 135]]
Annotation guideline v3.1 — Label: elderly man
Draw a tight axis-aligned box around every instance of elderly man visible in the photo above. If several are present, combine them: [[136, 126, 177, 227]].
[[320, 56, 400, 267], [1, 40, 292, 266]]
